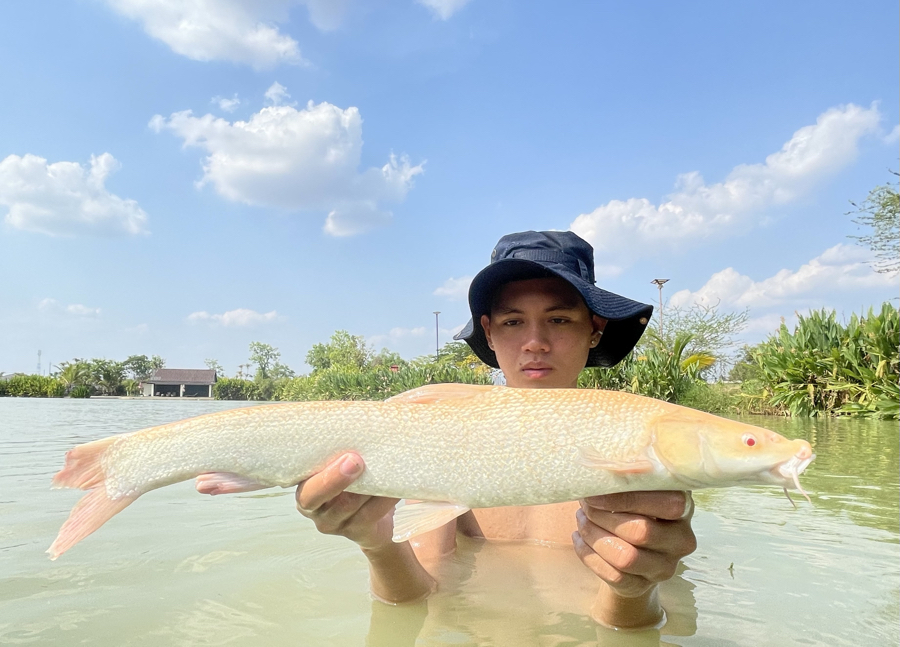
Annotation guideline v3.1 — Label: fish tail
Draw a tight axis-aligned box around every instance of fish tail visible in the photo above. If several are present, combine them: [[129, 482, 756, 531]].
[[47, 488, 138, 560], [51, 435, 119, 490], [48, 435, 137, 560]]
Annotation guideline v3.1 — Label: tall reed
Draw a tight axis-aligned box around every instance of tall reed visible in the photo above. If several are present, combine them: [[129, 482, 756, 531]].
[[751, 303, 898, 418]]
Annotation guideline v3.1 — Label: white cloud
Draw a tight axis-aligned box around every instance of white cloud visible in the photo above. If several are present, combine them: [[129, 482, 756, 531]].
[[0, 153, 148, 236], [212, 94, 241, 112], [104, 0, 303, 69], [38, 298, 101, 317], [885, 124, 900, 144], [323, 202, 392, 236], [669, 244, 894, 310], [570, 104, 881, 272], [744, 313, 791, 335], [433, 275, 472, 300], [151, 90, 423, 236], [264, 81, 294, 106], [187, 308, 280, 326], [417, 0, 473, 20], [368, 326, 427, 349], [302, 0, 350, 31]]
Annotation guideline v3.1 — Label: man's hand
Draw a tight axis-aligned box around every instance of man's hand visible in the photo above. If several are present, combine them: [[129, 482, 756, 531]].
[[572, 491, 696, 599], [294, 453, 399, 551]]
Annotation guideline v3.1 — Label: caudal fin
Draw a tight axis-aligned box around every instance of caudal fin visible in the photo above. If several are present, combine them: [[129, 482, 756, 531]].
[[48, 435, 138, 560], [48, 488, 137, 560]]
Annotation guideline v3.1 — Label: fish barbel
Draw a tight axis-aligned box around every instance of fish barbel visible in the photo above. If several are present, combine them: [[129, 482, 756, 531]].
[[48, 384, 814, 559]]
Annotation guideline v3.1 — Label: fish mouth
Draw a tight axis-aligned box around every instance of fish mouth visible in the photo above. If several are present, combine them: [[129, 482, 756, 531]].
[[771, 451, 816, 500]]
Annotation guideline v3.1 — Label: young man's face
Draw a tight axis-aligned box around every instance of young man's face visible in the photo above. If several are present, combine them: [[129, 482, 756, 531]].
[[480, 277, 606, 389]]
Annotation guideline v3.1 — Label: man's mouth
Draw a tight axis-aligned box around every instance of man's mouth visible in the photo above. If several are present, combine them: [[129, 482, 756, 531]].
[[521, 364, 552, 378]]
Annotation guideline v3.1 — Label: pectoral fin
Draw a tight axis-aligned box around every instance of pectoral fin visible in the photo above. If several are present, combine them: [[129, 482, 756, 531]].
[[391, 501, 470, 542], [577, 447, 655, 474]]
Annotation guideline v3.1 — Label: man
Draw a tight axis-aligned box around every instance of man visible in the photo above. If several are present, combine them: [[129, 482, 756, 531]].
[[293, 231, 696, 629]]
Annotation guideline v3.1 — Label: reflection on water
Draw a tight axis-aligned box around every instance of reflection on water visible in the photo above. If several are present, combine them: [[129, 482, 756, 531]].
[[0, 399, 897, 646]]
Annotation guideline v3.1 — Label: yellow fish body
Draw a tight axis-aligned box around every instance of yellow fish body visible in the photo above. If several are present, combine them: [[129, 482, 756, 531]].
[[49, 384, 813, 559]]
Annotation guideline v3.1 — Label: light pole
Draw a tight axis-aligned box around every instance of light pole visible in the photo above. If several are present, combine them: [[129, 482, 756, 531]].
[[433, 311, 441, 362], [650, 279, 669, 337]]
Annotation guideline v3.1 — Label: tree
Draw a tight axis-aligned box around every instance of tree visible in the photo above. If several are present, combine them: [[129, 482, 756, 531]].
[[848, 171, 899, 275], [123, 355, 155, 381], [306, 330, 372, 372], [89, 359, 125, 395], [270, 362, 295, 379], [57, 360, 91, 393], [370, 348, 407, 369], [204, 358, 225, 376], [249, 342, 281, 380], [150, 355, 165, 371], [432, 341, 486, 370], [651, 302, 748, 379], [727, 345, 764, 383]]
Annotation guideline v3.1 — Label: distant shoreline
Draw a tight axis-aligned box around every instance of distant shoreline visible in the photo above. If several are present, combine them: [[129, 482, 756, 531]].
[[88, 396, 217, 401]]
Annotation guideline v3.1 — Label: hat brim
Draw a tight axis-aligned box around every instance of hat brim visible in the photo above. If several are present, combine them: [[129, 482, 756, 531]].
[[453, 258, 653, 369]]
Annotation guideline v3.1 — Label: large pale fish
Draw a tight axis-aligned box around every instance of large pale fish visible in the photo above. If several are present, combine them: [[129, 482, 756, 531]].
[[48, 384, 814, 559]]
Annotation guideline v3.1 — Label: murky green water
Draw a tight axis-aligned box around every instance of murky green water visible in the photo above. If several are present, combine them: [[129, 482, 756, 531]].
[[0, 398, 897, 646]]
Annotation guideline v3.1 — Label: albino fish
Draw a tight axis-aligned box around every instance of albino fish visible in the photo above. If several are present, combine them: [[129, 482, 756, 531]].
[[48, 384, 814, 559]]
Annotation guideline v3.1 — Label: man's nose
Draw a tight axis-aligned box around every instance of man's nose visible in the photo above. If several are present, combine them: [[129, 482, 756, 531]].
[[521, 324, 550, 352]]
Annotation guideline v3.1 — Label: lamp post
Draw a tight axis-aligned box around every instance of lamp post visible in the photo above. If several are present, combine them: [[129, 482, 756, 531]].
[[650, 279, 669, 337], [433, 311, 441, 362]]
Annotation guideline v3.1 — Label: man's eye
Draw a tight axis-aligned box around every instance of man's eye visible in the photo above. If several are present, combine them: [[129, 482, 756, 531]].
[[502, 319, 521, 326], [550, 318, 568, 324]]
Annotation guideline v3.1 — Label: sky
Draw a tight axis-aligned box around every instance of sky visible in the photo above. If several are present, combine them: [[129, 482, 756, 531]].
[[1, 0, 897, 376]]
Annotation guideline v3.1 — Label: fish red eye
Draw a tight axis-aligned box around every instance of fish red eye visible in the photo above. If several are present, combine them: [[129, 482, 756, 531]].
[[742, 434, 757, 447]]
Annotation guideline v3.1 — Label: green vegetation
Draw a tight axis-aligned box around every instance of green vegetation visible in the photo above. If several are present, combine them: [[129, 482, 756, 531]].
[[579, 329, 716, 403], [0, 374, 65, 398], [274, 332, 490, 402], [740, 303, 898, 419], [213, 376, 263, 401], [0, 354, 165, 398], [848, 171, 899, 276], [577, 301, 898, 419], [4, 302, 896, 420]]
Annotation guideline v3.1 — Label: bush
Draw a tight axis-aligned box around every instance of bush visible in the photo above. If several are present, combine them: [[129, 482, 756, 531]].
[[277, 364, 491, 402], [69, 385, 92, 399], [750, 303, 898, 418], [580, 331, 715, 405], [214, 377, 261, 401], [0, 375, 65, 397], [679, 382, 742, 415]]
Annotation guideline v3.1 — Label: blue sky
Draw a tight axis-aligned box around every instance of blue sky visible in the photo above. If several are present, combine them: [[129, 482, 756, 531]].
[[1, 0, 897, 376]]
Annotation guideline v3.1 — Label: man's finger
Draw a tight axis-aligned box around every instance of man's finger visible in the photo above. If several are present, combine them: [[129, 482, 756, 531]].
[[295, 453, 365, 513], [571, 531, 652, 598], [575, 510, 680, 581], [582, 491, 692, 521]]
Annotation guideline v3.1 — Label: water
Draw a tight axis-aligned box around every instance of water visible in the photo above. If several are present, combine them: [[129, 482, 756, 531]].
[[0, 398, 897, 646]]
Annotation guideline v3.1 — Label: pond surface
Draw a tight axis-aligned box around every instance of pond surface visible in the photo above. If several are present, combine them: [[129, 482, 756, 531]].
[[0, 398, 897, 646]]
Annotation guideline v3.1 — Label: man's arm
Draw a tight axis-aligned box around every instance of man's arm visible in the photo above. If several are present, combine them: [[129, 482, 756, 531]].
[[573, 491, 697, 629], [294, 452, 454, 604]]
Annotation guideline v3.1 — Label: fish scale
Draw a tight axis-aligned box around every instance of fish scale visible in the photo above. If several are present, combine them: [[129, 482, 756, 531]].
[[48, 384, 814, 559]]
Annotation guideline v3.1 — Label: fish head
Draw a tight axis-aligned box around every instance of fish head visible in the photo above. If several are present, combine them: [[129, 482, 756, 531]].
[[650, 410, 814, 489]]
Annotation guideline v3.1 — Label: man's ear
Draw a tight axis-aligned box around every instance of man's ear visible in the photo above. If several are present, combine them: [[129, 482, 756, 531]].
[[590, 315, 607, 346], [480, 314, 493, 350]]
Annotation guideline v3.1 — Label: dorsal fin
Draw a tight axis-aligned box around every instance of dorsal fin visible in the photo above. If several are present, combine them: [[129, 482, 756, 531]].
[[386, 383, 496, 404]]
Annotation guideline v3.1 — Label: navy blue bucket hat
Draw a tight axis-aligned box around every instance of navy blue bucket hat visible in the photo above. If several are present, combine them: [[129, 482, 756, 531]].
[[454, 230, 653, 369]]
